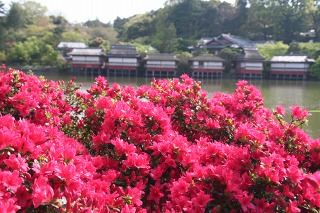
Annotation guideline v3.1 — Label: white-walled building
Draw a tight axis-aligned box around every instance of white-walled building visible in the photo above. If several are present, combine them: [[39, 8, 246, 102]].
[[190, 54, 225, 78], [67, 48, 106, 70], [57, 42, 88, 57], [144, 54, 178, 77], [269, 55, 315, 80], [106, 45, 140, 76], [235, 49, 265, 79]]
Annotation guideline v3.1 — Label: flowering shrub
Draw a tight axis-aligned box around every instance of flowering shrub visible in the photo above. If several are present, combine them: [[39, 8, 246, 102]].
[[0, 66, 73, 127], [0, 65, 319, 212]]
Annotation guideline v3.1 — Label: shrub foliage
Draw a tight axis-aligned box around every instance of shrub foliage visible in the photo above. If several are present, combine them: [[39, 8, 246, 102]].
[[0, 65, 319, 212]]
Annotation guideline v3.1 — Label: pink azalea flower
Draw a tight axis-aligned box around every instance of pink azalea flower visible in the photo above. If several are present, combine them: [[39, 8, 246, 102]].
[[147, 182, 164, 205], [191, 191, 212, 208], [123, 153, 150, 169], [289, 105, 310, 120], [234, 191, 255, 212], [4, 154, 28, 172], [287, 200, 300, 213], [1, 170, 23, 193], [32, 176, 54, 208], [236, 80, 248, 87], [1, 70, 320, 212], [276, 105, 286, 116], [304, 171, 320, 191], [121, 204, 136, 213], [0, 198, 21, 213]]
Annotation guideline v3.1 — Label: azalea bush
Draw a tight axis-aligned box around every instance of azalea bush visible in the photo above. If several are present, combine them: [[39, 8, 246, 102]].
[[0, 65, 319, 212]]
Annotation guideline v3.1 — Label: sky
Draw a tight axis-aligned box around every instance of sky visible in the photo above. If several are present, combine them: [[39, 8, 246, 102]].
[[3, 0, 235, 24]]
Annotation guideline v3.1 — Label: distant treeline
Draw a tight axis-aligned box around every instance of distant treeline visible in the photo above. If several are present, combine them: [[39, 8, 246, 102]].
[[114, 0, 320, 53], [0, 1, 117, 68], [1, 0, 320, 76]]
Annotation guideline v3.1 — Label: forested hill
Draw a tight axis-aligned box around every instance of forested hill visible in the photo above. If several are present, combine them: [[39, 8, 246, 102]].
[[114, 0, 320, 53], [0, 0, 319, 67], [0, 1, 117, 67]]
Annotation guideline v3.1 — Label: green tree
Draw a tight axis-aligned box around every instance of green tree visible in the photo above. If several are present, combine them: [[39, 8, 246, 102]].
[[0, 27, 6, 51], [122, 42, 156, 54], [113, 16, 129, 40], [50, 15, 70, 46], [6, 42, 30, 64], [270, 0, 309, 43], [168, 0, 204, 39], [195, 4, 220, 37], [0, 1, 6, 51], [88, 37, 105, 48], [103, 40, 110, 52], [233, 0, 248, 36], [23, 25, 54, 39], [40, 44, 59, 65], [257, 42, 289, 60], [217, 2, 238, 35], [176, 52, 192, 75], [0, 51, 6, 62], [50, 15, 69, 25], [6, 2, 26, 29], [61, 31, 88, 42], [88, 37, 110, 52], [305, 0, 320, 41], [85, 18, 111, 28], [42, 31, 58, 47], [152, 23, 178, 53], [0, 0, 5, 15], [241, 0, 274, 40], [219, 47, 242, 72], [20, 1, 48, 25], [287, 42, 320, 59], [6, 36, 59, 66], [165, 0, 184, 6], [218, 47, 242, 61], [85, 26, 118, 45], [310, 57, 320, 79], [151, 5, 179, 53], [126, 15, 154, 41]]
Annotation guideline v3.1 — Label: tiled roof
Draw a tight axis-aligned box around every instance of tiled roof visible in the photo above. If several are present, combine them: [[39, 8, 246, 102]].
[[67, 48, 105, 56], [191, 54, 225, 62], [270, 55, 315, 63], [237, 50, 264, 61], [203, 34, 258, 50], [205, 39, 226, 48], [220, 34, 256, 48], [107, 45, 140, 57], [199, 37, 214, 45], [144, 54, 178, 61], [57, 42, 87, 49]]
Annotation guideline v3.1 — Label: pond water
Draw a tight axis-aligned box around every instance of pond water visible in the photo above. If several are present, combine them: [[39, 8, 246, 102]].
[[34, 70, 320, 139]]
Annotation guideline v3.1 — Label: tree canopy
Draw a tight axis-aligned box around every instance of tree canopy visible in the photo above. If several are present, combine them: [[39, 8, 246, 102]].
[[310, 57, 320, 79], [114, 0, 320, 47], [0, 0, 5, 16], [1, 0, 320, 67], [1, 1, 117, 67], [257, 42, 289, 60]]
